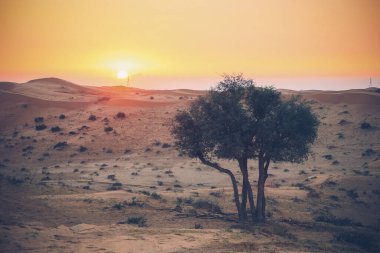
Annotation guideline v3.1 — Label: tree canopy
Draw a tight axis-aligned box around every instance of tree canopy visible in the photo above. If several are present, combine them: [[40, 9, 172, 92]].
[[172, 75, 319, 222]]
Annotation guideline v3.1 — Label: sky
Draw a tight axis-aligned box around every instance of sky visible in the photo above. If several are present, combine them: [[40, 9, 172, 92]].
[[0, 0, 379, 90]]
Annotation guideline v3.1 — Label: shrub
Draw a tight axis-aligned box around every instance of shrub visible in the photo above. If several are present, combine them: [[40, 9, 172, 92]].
[[53, 142, 68, 150], [104, 127, 113, 133], [194, 223, 203, 229], [35, 124, 47, 131], [51, 126, 61, 133], [192, 199, 222, 214], [150, 192, 162, 200], [115, 112, 126, 119], [107, 174, 116, 180], [139, 190, 151, 196], [315, 214, 356, 226], [332, 160, 340, 165], [162, 143, 171, 148], [34, 117, 44, 123], [107, 182, 122, 191], [362, 148, 376, 156], [88, 115, 97, 121], [334, 231, 375, 251], [360, 122, 371, 129], [338, 119, 350, 125], [209, 191, 223, 198], [127, 216, 146, 227], [59, 114, 66, 119], [323, 154, 333, 160], [347, 189, 358, 199], [78, 146, 88, 152]]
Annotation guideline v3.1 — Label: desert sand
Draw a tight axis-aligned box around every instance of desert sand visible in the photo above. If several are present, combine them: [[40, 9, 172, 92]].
[[0, 78, 379, 252]]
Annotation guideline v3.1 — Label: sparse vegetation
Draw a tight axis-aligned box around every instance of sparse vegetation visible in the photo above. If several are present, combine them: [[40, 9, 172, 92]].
[[34, 117, 44, 123], [360, 121, 372, 129], [88, 114, 97, 121], [362, 148, 376, 156], [50, 126, 61, 132], [107, 182, 122, 191], [334, 231, 375, 251], [35, 124, 47, 131], [115, 112, 126, 119], [126, 216, 147, 227], [104, 126, 113, 133], [53, 142, 68, 150]]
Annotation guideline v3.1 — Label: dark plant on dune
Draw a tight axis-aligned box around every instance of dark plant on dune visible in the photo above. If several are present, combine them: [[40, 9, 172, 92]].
[[172, 74, 319, 222], [34, 117, 44, 123], [51, 126, 61, 133], [35, 124, 47, 131], [115, 112, 126, 119], [88, 114, 97, 121]]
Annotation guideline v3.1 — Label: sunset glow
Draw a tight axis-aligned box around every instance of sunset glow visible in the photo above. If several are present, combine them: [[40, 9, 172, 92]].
[[0, 0, 379, 89], [117, 70, 128, 79]]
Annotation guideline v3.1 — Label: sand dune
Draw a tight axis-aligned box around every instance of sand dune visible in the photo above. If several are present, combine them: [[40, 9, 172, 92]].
[[0, 78, 379, 253]]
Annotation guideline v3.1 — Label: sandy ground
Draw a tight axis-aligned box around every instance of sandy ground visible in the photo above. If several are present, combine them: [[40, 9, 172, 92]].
[[0, 78, 380, 252]]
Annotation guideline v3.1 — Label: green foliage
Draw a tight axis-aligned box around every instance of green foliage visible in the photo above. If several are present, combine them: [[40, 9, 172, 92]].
[[172, 74, 319, 164]]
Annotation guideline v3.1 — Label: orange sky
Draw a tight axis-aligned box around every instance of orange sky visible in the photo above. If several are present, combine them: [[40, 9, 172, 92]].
[[0, 0, 379, 89]]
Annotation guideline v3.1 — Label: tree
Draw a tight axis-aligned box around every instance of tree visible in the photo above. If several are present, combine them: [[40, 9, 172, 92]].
[[171, 75, 319, 222], [253, 97, 319, 222]]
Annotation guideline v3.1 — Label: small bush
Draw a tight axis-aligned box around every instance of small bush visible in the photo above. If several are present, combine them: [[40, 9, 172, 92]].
[[34, 117, 44, 123], [35, 124, 47, 131], [127, 216, 146, 227], [162, 143, 171, 148], [323, 154, 333, 160], [139, 190, 151, 196], [115, 112, 126, 119], [360, 122, 372, 129], [59, 114, 66, 119], [107, 174, 116, 180], [209, 191, 223, 198], [150, 192, 162, 200], [194, 223, 203, 229], [51, 126, 61, 133], [78, 146, 88, 152], [347, 189, 358, 199], [334, 231, 375, 251], [192, 199, 222, 214], [338, 119, 350, 125], [88, 115, 97, 121], [53, 142, 68, 150], [107, 182, 122, 191], [362, 148, 376, 156], [315, 214, 356, 226], [112, 202, 125, 210], [104, 127, 113, 133], [332, 160, 340, 165]]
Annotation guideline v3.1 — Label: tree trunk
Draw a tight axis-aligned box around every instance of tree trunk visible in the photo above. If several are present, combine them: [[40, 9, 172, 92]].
[[238, 158, 256, 221], [256, 155, 269, 222], [240, 179, 248, 220], [198, 155, 244, 221]]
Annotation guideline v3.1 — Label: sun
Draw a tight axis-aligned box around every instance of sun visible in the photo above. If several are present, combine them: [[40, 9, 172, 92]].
[[117, 70, 128, 79]]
